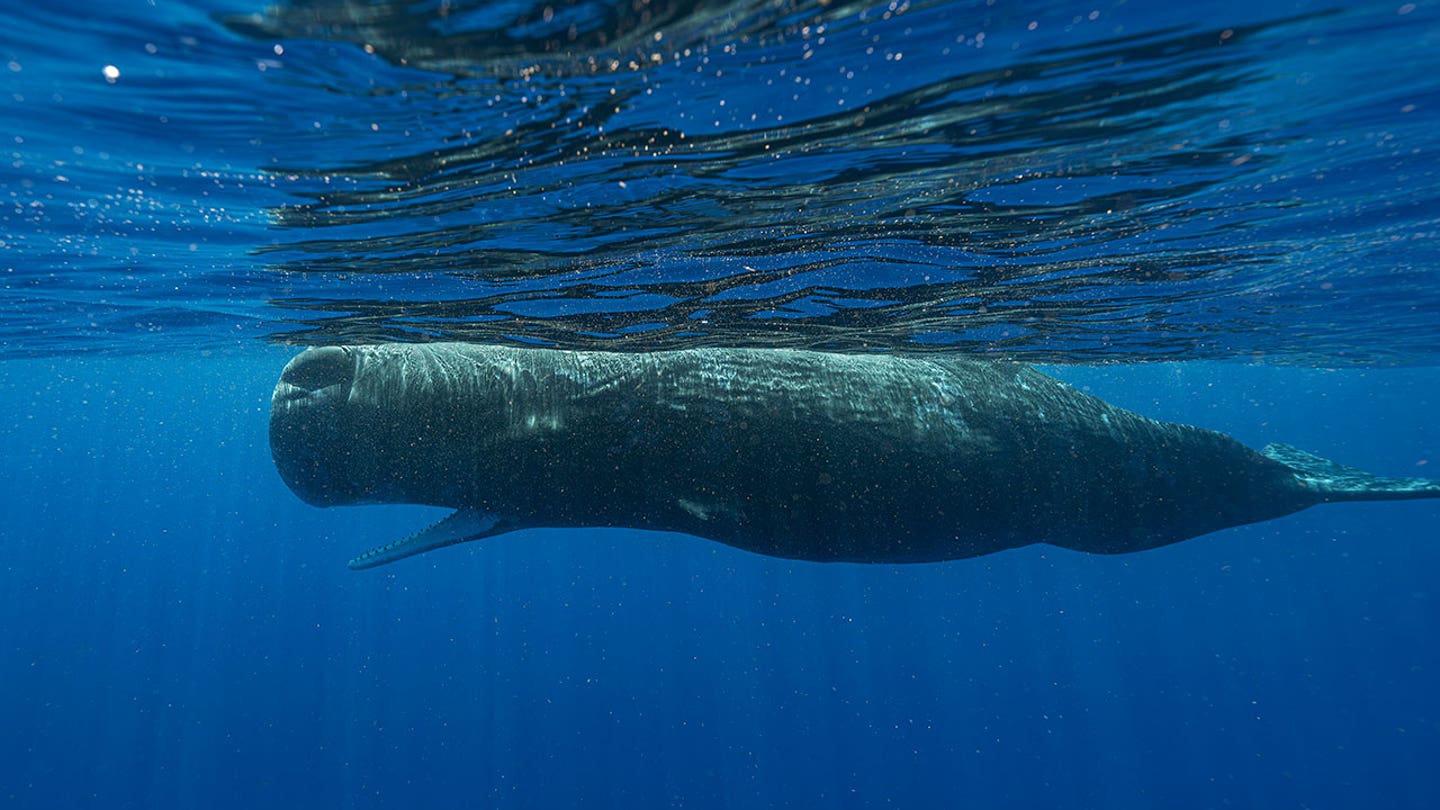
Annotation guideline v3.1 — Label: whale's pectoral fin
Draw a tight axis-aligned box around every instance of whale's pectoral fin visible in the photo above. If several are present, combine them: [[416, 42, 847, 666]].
[[1263, 443, 1440, 502], [348, 509, 513, 570]]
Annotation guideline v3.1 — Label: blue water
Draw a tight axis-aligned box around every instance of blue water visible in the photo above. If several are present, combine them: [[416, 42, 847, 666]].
[[3, 0, 1439, 806]]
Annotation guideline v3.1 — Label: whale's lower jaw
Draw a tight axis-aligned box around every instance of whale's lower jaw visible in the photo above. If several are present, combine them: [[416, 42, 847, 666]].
[[347, 510, 510, 570]]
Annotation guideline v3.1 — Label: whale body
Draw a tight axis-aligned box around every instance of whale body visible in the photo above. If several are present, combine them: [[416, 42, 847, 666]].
[[268, 344, 1440, 569]]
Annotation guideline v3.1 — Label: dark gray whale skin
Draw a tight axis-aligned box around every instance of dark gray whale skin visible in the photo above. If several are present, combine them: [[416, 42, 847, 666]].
[[269, 344, 1440, 569]]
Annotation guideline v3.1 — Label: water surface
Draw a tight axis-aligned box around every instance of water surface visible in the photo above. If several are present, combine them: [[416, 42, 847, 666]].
[[1, 0, 1438, 807]]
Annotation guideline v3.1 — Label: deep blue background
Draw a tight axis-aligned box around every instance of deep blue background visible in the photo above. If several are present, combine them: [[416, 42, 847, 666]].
[[1, 353, 1436, 808], [2, 0, 1438, 805]]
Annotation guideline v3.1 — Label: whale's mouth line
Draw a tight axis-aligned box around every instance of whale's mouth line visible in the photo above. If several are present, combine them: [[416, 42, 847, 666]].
[[271, 380, 310, 407], [271, 380, 351, 409]]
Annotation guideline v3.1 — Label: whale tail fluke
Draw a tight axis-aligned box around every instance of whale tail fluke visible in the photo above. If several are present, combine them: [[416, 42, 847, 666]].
[[1263, 443, 1440, 503]]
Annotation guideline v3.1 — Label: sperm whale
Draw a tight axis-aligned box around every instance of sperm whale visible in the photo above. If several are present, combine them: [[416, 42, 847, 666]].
[[268, 344, 1440, 569]]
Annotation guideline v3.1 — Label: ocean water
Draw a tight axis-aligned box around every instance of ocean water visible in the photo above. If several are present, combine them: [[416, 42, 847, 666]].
[[2, 0, 1438, 807]]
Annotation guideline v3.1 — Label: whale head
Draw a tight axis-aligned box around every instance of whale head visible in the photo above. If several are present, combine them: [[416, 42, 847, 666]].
[[269, 344, 492, 508], [270, 346, 381, 507]]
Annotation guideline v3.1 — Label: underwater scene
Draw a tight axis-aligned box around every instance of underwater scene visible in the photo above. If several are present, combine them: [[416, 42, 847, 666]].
[[2, 0, 1439, 806]]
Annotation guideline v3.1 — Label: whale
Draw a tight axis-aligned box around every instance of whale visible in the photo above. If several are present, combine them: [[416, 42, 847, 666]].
[[268, 343, 1440, 569]]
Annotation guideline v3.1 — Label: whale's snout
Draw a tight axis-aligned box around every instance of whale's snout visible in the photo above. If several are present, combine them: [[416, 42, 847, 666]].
[[272, 346, 355, 409], [270, 347, 363, 507]]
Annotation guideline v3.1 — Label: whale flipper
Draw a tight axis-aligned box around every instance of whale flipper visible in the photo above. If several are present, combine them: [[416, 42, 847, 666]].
[[348, 509, 512, 570], [1263, 443, 1440, 502]]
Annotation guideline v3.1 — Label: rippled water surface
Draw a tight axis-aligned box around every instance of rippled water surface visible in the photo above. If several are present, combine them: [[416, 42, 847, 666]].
[[3, 0, 1437, 360], [5, 4, 1440, 808]]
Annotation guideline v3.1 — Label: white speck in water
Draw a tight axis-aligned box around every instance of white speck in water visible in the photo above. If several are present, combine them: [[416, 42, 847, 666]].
[[102, 65, 120, 83]]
